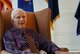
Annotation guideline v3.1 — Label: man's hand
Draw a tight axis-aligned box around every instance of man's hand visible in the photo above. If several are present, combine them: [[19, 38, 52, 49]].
[[39, 50, 47, 54]]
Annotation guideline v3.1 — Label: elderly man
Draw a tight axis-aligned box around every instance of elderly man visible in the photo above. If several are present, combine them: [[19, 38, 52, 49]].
[[3, 8, 61, 54]]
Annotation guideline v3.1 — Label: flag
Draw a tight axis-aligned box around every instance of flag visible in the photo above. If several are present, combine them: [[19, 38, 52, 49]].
[[75, 2, 80, 36], [47, 0, 60, 29], [18, 0, 34, 12], [1, 0, 12, 10], [0, 1, 4, 11]]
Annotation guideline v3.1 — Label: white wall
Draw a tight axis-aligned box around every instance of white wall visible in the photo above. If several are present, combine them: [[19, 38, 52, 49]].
[[51, 0, 80, 51], [12, 0, 80, 51], [12, 0, 17, 9], [33, 0, 48, 12]]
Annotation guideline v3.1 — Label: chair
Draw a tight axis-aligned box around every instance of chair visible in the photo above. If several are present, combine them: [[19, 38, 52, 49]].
[[0, 8, 69, 54]]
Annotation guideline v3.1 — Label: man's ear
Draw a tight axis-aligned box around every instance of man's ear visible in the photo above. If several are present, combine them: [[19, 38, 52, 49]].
[[11, 19, 14, 24]]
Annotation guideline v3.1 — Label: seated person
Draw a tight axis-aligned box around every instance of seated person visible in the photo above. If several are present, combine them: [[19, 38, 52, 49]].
[[3, 8, 61, 54]]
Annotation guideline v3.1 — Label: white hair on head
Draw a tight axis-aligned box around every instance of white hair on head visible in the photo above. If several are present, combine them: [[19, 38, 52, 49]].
[[11, 8, 26, 20]]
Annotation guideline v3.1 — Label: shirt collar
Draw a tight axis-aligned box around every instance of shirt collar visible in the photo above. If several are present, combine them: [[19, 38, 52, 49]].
[[11, 27, 33, 35]]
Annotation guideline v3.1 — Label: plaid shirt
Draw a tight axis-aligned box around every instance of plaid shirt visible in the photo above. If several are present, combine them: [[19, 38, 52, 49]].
[[3, 27, 60, 54]]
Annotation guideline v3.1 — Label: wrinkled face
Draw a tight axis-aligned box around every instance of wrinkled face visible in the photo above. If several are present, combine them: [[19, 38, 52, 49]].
[[12, 10, 27, 29]]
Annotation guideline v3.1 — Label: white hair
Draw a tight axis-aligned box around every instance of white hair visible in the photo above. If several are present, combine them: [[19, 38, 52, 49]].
[[11, 8, 26, 20]]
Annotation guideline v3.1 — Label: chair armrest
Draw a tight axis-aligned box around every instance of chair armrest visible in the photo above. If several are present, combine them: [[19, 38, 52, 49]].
[[60, 48, 69, 52]]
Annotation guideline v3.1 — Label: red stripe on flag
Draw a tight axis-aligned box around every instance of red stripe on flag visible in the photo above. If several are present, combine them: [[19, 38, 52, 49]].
[[0, 1, 4, 11], [4, 0, 12, 8]]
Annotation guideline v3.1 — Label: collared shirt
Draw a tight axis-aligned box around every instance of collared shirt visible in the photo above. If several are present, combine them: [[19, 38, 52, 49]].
[[3, 27, 60, 54]]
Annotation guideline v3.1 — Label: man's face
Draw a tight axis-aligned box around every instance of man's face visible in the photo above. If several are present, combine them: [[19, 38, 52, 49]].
[[12, 11, 27, 29]]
